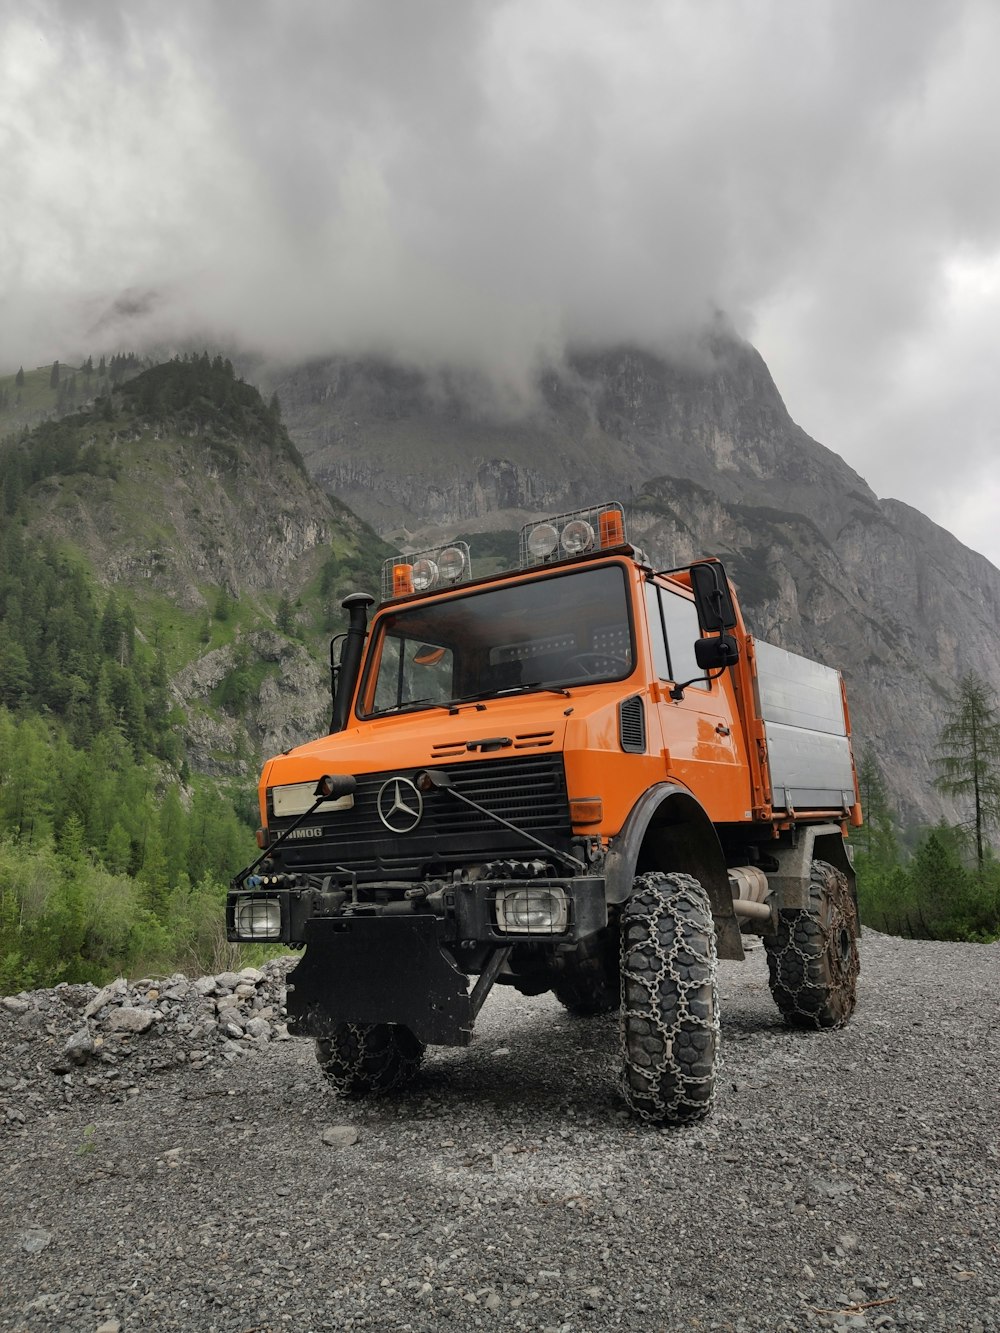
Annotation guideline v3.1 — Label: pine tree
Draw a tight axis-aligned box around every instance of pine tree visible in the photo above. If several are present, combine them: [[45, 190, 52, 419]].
[[213, 586, 233, 622], [49, 360, 60, 389], [276, 593, 295, 635], [15, 366, 24, 388], [934, 672, 1000, 870]]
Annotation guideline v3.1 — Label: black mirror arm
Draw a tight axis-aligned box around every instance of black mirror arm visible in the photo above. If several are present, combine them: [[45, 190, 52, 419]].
[[668, 666, 727, 701], [231, 790, 331, 888]]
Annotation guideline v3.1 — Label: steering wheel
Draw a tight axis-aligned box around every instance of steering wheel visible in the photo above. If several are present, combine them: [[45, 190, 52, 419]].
[[564, 652, 629, 677]]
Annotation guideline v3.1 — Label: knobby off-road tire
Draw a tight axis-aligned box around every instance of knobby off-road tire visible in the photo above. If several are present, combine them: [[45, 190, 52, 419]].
[[315, 1023, 424, 1098], [551, 925, 620, 1016], [764, 859, 860, 1029], [620, 872, 720, 1124]]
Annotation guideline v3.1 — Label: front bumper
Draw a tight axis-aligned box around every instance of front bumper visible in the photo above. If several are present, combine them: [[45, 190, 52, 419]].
[[227, 875, 608, 1047], [226, 875, 608, 947]]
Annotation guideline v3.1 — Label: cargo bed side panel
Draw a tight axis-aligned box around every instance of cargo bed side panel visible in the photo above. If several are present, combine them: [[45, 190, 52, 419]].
[[754, 640, 855, 813]]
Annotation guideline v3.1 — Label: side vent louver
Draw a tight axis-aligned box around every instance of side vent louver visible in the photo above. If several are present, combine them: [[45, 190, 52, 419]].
[[619, 696, 646, 754]]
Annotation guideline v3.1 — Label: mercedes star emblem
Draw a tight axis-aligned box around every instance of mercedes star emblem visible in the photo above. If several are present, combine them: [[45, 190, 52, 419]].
[[376, 776, 424, 833]]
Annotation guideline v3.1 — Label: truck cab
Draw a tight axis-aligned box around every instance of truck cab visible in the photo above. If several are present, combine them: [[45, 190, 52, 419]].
[[229, 502, 861, 1123]]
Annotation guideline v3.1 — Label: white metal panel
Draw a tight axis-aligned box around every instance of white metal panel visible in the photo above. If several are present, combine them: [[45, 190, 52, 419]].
[[754, 640, 854, 811], [754, 640, 846, 736], [764, 722, 856, 812]]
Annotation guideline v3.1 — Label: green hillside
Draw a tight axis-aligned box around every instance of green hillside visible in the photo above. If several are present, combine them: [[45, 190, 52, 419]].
[[0, 355, 391, 991], [0, 353, 143, 436]]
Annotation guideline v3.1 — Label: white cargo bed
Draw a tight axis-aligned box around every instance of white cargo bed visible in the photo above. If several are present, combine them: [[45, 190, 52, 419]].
[[753, 640, 856, 814]]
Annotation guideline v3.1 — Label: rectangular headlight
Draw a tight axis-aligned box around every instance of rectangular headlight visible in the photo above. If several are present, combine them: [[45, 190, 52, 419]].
[[494, 887, 569, 935], [234, 896, 282, 941]]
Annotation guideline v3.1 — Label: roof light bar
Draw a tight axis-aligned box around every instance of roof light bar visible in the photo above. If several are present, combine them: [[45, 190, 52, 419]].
[[381, 541, 472, 600], [519, 502, 627, 569]]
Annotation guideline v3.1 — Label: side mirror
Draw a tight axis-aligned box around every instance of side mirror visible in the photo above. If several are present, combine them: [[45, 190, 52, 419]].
[[690, 562, 738, 632], [694, 634, 739, 670]]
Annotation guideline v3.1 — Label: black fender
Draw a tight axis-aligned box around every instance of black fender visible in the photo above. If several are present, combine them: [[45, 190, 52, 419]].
[[604, 783, 744, 961]]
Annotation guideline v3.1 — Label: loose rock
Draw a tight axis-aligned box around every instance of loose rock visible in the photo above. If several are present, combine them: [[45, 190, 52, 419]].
[[321, 1125, 359, 1148]]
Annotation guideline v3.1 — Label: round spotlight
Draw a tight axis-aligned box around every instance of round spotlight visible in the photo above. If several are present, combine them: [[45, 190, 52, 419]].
[[437, 546, 466, 582], [561, 519, 595, 555], [527, 523, 559, 559], [411, 558, 438, 591]]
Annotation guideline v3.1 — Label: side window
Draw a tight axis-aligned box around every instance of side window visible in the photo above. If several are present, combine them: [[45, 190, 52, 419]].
[[644, 583, 671, 680], [660, 587, 709, 691]]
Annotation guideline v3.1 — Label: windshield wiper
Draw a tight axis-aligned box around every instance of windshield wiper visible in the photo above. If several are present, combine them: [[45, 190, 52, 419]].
[[375, 698, 455, 717], [448, 682, 572, 706]]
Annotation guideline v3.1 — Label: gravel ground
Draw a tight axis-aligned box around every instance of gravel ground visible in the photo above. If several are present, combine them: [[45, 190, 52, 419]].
[[1, 932, 998, 1333]]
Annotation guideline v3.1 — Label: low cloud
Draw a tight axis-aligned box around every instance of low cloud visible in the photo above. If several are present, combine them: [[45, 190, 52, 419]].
[[3, 0, 1000, 560]]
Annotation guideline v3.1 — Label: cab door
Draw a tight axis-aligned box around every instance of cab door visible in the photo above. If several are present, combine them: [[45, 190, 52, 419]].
[[645, 581, 752, 823]]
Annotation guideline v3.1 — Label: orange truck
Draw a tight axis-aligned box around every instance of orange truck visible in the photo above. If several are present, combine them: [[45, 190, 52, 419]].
[[229, 502, 861, 1123]]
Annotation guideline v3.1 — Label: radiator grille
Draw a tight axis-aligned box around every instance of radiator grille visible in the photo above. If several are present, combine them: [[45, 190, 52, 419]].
[[270, 755, 570, 881]]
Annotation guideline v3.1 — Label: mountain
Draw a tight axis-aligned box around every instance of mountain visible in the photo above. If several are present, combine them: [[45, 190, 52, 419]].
[[7, 340, 996, 830], [254, 336, 1000, 830], [1, 356, 389, 774]]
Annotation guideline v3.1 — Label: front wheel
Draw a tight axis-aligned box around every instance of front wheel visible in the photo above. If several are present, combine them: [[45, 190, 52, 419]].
[[551, 925, 620, 1016], [315, 1022, 424, 1098], [620, 872, 719, 1124], [764, 859, 860, 1028]]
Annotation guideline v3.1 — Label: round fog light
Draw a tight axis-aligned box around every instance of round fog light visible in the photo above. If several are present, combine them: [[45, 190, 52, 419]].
[[561, 519, 595, 554], [411, 558, 438, 591], [437, 546, 466, 582], [527, 523, 559, 560]]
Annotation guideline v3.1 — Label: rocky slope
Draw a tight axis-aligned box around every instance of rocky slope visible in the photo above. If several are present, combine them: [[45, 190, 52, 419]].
[[9, 361, 389, 773], [256, 338, 1000, 828]]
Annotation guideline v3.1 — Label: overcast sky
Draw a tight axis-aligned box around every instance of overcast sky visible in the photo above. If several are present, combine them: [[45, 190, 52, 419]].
[[3, 0, 999, 567]]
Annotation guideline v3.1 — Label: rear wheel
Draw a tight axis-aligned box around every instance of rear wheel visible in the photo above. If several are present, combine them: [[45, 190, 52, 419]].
[[764, 859, 860, 1028], [620, 872, 719, 1124], [315, 1022, 424, 1097]]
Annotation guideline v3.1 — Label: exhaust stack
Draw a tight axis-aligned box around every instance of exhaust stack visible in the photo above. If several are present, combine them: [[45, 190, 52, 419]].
[[330, 592, 374, 733]]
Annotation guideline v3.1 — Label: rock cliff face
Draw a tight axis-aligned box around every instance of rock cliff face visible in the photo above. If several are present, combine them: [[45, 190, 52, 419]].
[[171, 631, 332, 776], [19, 368, 388, 773], [30, 422, 346, 613], [262, 340, 872, 539], [260, 337, 1000, 829]]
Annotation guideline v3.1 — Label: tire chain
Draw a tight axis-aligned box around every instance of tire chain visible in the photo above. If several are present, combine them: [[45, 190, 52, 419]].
[[316, 1022, 424, 1098], [620, 872, 720, 1124], [764, 859, 860, 1029]]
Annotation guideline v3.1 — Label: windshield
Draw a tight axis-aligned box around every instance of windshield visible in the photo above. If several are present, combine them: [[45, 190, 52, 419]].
[[360, 563, 634, 717]]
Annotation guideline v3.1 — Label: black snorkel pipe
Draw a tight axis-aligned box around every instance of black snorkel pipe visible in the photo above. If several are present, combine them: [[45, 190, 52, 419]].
[[330, 592, 375, 734]]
